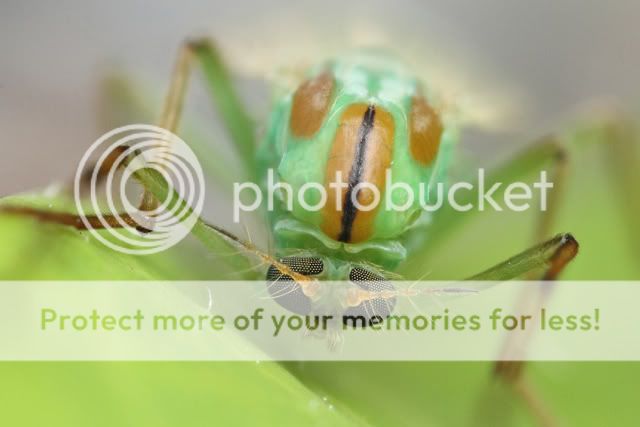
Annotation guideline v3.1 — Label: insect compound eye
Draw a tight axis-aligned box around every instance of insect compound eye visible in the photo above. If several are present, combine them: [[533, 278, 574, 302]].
[[289, 70, 335, 138], [343, 267, 396, 327], [265, 257, 324, 315], [409, 96, 443, 166]]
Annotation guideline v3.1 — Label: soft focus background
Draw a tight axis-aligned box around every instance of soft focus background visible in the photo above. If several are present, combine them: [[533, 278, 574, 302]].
[[1, 2, 639, 427], [1, 1, 640, 194]]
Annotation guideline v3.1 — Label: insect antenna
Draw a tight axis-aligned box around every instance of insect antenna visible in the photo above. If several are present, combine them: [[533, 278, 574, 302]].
[[242, 222, 254, 245], [262, 281, 301, 301], [223, 259, 270, 278], [202, 220, 319, 297]]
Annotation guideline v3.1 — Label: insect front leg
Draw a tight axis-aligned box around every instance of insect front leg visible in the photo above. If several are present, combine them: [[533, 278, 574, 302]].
[[78, 38, 256, 210], [134, 38, 256, 212], [0, 205, 152, 233], [400, 136, 573, 426], [468, 115, 638, 382], [452, 118, 635, 425], [463, 233, 578, 427], [480, 139, 571, 427], [96, 74, 242, 194], [2, 38, 258, 244], [156, 38, 255, 172], [467, 233, 579, 282]]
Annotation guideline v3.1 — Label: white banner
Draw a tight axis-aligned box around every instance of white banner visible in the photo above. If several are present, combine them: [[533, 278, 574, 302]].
[[0, 281, 637, 361]]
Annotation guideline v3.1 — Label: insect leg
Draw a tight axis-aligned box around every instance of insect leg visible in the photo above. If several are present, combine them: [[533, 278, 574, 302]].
[[157, 38, 255, 171], [467, 232, 579, 380], [79, 38, 255, 210], [95, 74, 240, 193], [402, 136, 569, 274], [431, 137, 571, 426], [135, 38, 256, 212], [466, 234, 578, 427], [0, 205, 151, 232], [465, 138, 570, 427], [402, 114, 636, 426], [0, 201, 312, 283], [467, 233, 578, 282]]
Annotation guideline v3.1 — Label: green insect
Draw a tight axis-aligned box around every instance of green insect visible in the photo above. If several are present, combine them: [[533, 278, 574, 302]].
[[258, 50, 453, 266], [4, 37, 637, 426], [253, 45, 577, 317], [1, 38, 580, 320]]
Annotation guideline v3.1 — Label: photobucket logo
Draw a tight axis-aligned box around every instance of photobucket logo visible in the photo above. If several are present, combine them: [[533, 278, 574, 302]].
[[233, 168, 554, 222], [74, 124, 205, 255]]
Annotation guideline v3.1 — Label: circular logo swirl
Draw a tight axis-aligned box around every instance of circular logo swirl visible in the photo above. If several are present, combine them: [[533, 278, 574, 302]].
[[74, 124, 205, 255]]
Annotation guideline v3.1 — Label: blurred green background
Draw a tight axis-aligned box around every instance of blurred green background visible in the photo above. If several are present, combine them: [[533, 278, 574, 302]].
[[1, 1, 640, 426], [1, 114, 638, 427]]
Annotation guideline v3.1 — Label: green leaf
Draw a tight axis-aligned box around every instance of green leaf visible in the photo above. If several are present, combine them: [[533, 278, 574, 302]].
[[0, 192, 367, 427], [1, 123, 640, 426]]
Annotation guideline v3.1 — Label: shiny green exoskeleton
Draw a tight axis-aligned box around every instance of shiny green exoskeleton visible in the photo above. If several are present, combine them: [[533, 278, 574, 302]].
[[257, 50, 459, 279]]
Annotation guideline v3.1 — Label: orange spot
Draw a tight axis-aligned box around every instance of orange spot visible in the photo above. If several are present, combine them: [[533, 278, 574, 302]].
[[409, 96, 443, 166], [321, 104, 395, 243], [289, 71, 334, 138]]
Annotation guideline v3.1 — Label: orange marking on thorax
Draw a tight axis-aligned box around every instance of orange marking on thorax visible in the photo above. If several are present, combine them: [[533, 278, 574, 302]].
[[321, 103, 395, 243], [409, 96, 443, 166], [289, 71, 334, 138]]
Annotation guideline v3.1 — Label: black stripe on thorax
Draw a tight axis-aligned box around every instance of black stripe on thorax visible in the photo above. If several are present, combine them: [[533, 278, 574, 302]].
[[338, 104, 376, 242]]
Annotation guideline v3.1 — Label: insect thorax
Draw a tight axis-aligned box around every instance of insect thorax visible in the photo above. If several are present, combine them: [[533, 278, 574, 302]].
[[257, 50, 456, 271]]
